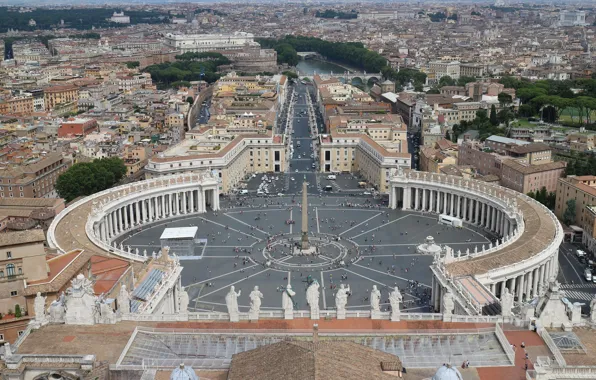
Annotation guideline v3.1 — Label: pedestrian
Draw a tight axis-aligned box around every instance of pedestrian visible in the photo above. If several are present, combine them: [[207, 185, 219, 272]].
[[521, 341, 526, 349]]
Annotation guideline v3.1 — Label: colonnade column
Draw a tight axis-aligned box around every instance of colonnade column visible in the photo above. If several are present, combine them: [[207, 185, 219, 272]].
[[532, 267, 539, 297], [414, 188, 419, 210], [517, 274, 524, 301], [190, 190, 195, 213]]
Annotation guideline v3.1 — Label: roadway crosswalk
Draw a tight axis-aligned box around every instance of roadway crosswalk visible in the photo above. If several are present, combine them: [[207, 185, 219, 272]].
[[561, 283, 596, 289], [562, 290, 596, 302]]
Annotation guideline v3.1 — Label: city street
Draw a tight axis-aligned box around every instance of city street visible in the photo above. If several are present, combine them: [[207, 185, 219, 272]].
[[558, 242, 596, 312]]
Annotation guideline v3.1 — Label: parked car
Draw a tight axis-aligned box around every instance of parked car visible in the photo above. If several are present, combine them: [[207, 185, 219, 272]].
[[585, 268, 593, 282], [327, 175, 336, 180]]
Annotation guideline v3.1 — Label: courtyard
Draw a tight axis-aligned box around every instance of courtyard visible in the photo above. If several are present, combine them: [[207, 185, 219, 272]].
[[117, 195, 494, 314]]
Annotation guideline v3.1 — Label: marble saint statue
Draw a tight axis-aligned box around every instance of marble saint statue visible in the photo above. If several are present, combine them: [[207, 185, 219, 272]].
[[590, 297, 596, 323], [335, 283, 350, 319], [249, 286, 263, 314], [501, 287, 514, 317], [178, 288, 189, 313], [117, 285, 131, 314], [306, 280, 320, 319], [370, 285, 381, 312], [34, 292, 47, 322], [442, 290, 455, 316], [282, 284, 296, 319], [225, 286, 241, 322], [389, 287, 403, 321]]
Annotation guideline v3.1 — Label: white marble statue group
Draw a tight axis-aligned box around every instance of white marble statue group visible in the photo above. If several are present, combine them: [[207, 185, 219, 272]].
[[33, 273, 191, 326], [224, 282, 403, 321]]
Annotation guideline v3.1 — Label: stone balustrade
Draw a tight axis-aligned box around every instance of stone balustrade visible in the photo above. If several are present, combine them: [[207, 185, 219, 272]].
[[48, 172, 220, 262]]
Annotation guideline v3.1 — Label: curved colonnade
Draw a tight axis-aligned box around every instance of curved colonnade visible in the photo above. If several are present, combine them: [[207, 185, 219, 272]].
[[389, 170, 563, 303], [47, 172, 220, 262]]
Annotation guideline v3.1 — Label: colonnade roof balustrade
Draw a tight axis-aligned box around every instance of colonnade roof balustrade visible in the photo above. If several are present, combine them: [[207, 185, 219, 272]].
[[390, 170, 561, 278], [48, 173, 218, 263]]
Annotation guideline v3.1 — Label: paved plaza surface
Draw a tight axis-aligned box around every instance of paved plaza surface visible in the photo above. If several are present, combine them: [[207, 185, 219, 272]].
[[117, 195, 493, 313]]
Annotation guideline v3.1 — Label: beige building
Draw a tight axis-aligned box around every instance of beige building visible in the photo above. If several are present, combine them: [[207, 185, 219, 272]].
[[555, 176, 596, 227], [568, 133, 596, 152], [146, 129, 286, 193], [0, 230, 47, 317], [0, 95, 34, 116], [500, 159, 566, 194], [43, 85, 79, 112], [0, 153, 71, 199]]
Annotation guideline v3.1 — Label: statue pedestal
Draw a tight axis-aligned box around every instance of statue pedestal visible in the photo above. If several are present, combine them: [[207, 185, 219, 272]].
[[30, 318, 48, 329], [310, 310, 319, 320], [390, 312, 400, 322], [248, 311, 259, 321], [371, 310, 383, 320], [229, 312, 240, 322], [284, 310, 294, 320], [442, 313, 453, 322], [337, 309, 346, 320]]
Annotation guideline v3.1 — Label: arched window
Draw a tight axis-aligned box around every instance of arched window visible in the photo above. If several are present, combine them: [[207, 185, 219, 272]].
[[18, 267, 22, 275], [0, 270, 4, 278], [6, 264, 15, 277]]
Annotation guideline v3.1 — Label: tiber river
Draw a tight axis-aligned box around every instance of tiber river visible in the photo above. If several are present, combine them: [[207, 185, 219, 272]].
[[296, 59, 372, 91]]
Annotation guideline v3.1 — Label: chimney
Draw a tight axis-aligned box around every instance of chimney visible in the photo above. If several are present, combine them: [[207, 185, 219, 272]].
[[312, 323, 319, 344]]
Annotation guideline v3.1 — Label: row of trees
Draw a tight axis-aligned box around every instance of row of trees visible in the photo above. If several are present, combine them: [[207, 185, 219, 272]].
[[314, 9, 358, 19], [257, 35, 428, 91], [0, 7, 167, 32], [56, 158, 127, 202], [257, 36, 387, 73], [143, 53, 230, 88], [527, 186, 556, 210], [559, 151, 596, 177]]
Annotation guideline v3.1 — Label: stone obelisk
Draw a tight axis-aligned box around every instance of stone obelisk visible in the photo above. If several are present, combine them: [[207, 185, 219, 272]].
[[301, 177, 310, 250]]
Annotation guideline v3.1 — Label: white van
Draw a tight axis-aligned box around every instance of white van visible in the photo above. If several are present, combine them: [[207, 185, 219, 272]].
[[240, 189, 249, 195], [577, 250, 587, 257], [585, 268, 592, 282], [327, 175, 336, 180]]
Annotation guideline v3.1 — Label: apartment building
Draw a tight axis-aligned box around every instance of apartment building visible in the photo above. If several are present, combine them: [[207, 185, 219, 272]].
[[428, 61, 461, 80], [567, 133, 596, 152], [57, 118, 99, 138], [318, 133, 410, 193], [145, 129, 286, 193], [43, 85, 79, 112], [500, 159, 566, 194], [458, 137, 564, 193], [460, 63, 485, 78], [555, 176, 596, 227], [0, 230, 46, 344], [0, 153, 71, 199], [0, 95, 34, 116]]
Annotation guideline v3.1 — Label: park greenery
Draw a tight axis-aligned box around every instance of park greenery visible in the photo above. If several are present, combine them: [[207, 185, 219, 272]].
[[0, 7, 168, 32], [498, 76, 596, 127], [143, 52, 231, 88], [314, 9, 358, 19], [125, 61, 140, 69], [427, 12, 457, 22], [56, 158, 126, 202]]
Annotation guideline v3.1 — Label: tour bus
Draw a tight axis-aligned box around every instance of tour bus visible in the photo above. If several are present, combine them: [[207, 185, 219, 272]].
[[438, 214, 463, 228]]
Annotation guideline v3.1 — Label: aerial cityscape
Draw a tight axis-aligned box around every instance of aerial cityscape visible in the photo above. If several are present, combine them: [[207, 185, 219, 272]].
[[0, 1, 595, 379]]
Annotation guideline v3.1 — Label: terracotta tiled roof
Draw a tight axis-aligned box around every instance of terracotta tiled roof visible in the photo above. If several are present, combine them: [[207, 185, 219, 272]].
[[0, 229, 45, 247], [228, 340, 401, 380], [25, 249, 93, 295]]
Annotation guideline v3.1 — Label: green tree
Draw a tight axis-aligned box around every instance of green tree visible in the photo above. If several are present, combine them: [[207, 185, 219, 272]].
[[56, 158, 126, 202], [14, 304, 22, 318], [489, 104, 498, 126], [282, 70, 298, 80], [498, 92, 513, 107], [457, 76, 476, 86], [186, 96, 194, 105], [563, 199, 576, 226], [438, 75, 455, 87], [126, 61, 140, 69]]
